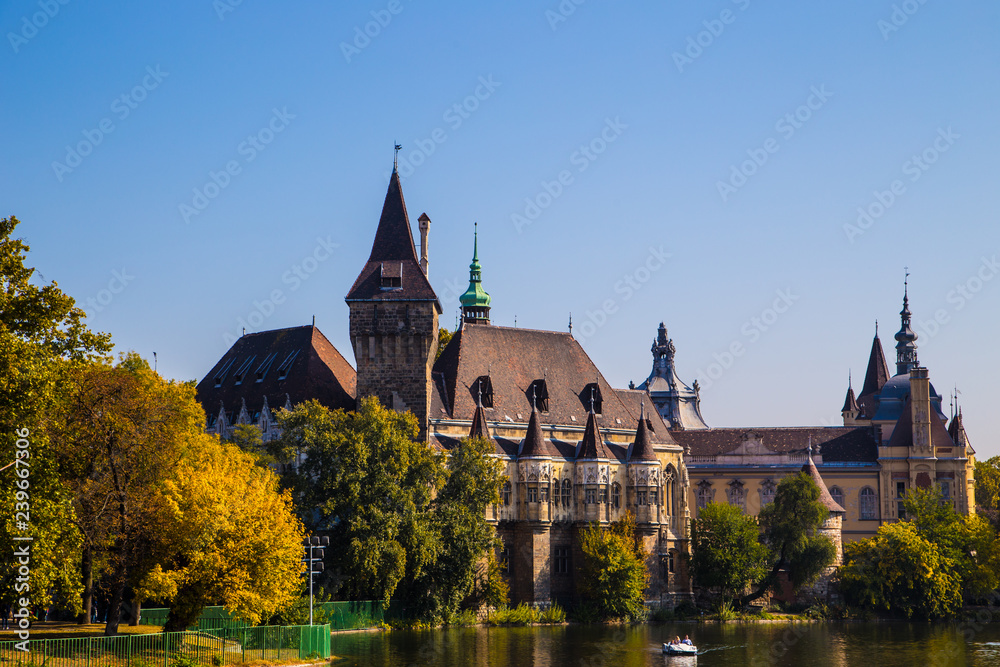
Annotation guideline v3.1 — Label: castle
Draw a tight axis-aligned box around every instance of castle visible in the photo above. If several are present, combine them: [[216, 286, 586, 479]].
[[195, 165, 977, 607]]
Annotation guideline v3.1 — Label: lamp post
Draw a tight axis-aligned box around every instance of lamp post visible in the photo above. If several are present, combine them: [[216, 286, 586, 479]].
[[302, 536, 329, 625]]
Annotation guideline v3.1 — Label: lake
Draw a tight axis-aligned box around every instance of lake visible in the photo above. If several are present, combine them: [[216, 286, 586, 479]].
[[330, 620, 1000, 666]]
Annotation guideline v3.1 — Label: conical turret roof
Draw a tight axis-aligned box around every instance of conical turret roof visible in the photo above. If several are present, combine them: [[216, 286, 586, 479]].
[[802, 448, 845, 514], [578, 409, 611, 460], [630, 403, 658, 461]]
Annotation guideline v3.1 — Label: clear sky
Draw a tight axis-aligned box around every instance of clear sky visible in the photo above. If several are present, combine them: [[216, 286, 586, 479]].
[[2, 1, 998, 455]]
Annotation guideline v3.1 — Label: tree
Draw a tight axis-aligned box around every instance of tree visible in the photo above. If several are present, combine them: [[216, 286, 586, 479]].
[[50, 353, 204, 635], [435, 328, 453, 361], [271, 398, 505, 621], [272, 398, 442, 607], [903, 487, 1000, 600], [689, 503, 769, 607], [579, 512, 649, 620], [740, 472, 836, 605], [141, 437, 305, 631], [975, 457, 1000, 528], [840, 521, 962, 619], [0, 215, 111, 620], [400, 436, 504, 620]]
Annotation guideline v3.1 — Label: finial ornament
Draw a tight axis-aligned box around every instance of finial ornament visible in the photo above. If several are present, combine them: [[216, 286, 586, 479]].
[[393, 142, 402, 171], [568, 313, 573, 334], [589, 385, 596, 414]]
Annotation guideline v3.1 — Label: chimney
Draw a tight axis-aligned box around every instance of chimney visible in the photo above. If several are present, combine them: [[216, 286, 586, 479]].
[[910, 367, 931, 452], [417, 213, 431, 277]]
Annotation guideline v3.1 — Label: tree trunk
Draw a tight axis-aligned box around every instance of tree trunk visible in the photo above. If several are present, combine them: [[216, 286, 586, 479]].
[[104, 578, 125, 636], [78, 547, 93, 625], [128, 595, 141, 626]]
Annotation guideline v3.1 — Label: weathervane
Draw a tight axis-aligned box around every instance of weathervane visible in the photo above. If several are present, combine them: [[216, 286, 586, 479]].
[[394, 142, 402, 170]]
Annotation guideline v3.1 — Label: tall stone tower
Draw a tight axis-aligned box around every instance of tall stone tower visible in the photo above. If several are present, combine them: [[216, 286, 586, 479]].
[[345, 168, 441, 439]]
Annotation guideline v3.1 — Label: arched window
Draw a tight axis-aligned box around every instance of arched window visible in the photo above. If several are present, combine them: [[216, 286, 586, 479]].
[[502, 481, 511, 506], [859, 487, 877, 520], [611, 482, 621, 509], [830, 486, 844, 509], [562, 479, 572, 506], [727, 480, 746, 511], [697, 480, 713, 510], [759, 479, 776, 507]]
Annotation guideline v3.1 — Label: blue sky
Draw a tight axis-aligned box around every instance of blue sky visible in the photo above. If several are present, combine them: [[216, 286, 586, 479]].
[[2, 1, 998, 454]]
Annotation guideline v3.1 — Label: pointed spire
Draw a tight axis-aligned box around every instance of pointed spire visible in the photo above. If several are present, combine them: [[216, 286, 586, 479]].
[[801, 442, 845, 514], [469, 397, 492, 441], [630, 401, 657, 461], [519, 404, 547, 458], [578, 410, 610, 460], [842, 373, 859, 414], [894, 270, 919, 375], [460, 223, 491, 325], [948, 408, 969, 448], [856, 324, 890, 418]]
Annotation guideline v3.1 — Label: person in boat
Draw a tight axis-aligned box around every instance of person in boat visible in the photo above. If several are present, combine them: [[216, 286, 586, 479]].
[[672, 636, 681, 645], [682, 635, 693, 646]]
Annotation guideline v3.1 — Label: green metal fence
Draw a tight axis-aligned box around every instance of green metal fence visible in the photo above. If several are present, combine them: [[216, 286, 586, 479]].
[[0, 624, 330, 667], [317, 602, 384, 630], [139, 608, 250, 633]]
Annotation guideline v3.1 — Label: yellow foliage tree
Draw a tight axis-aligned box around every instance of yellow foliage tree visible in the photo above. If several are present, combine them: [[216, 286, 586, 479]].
[[142, 436, 305, 631]]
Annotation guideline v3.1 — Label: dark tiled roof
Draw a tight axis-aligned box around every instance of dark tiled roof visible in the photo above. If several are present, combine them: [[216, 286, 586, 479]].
[[802, 456, 846, 513], [886, 396, 955, 449], [345, 171, 439, 304], [430, 324, 675, 444], [196, 325, 356, 423], [520, 407, 560, 457], [948, 411, 971, 450], [858, 334, 890, 418], [842, 385, 859, 413], [671, 427, 878, 463]]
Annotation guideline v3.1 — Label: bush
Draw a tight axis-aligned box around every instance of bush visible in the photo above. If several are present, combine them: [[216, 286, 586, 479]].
[[443, 609, 478, 626], [539, 602, 566, 624], [486, 603, 540, 626]]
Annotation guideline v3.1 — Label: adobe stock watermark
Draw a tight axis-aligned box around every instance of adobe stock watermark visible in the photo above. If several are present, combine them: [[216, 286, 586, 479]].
[[7, 0, 70, 53], [672, 0, 752, 73], [575, 246, 672, 343], [213, 0, 245, 20], [390, 75, 501, 183], [51, 66, 169, 182], [82, 268, 134, 321], [911, 254, 999, 342], [716, 84, 833, 202], [511, 117, 627, 234], [842, 126, 958, 243], [878, 0, 931, 41], [694, 288, 799, 391], [179, 107, 295, 224], [222, 236, 338, 345], [545, 0, 591, 31], [12, 427, 32, 651], [340, 0, 405, 63]]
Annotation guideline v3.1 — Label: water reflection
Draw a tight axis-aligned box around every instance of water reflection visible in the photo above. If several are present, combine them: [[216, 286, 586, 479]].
[[330, 621, 1000, 667]]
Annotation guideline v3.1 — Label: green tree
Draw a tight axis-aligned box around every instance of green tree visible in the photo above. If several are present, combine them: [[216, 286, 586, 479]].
[[0, 215, 111, 619], [840, 521, 962, 619], [975, 457, 1000, 528], [741, 472, 836, 605], [272, 397, 442, 607], [903, 487, 1000, 600], [272, 399, 505, 621], [579, 512, 649, 620], [689, 503, 769, 607]]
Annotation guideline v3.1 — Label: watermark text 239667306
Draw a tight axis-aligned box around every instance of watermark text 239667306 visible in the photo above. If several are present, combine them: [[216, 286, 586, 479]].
[[10, 428, 33, 650]]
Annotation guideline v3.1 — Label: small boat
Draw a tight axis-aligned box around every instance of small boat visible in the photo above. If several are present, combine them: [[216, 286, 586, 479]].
[[662, 642, 697, 656]]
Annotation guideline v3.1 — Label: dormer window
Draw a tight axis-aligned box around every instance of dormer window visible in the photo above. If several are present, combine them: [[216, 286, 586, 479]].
[[473, 376, 494, 408], [582, 382, 603, 414], [276, 350, 299, 380], [254, 353, 277, 383], [526, 379, 549, 413], [213, 358, 236, 387], [379, 262, 403, 290], [233, 356, 256, 385]]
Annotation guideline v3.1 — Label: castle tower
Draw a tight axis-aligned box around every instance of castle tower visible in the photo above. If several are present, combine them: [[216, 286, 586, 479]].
[[841, 373, 859, 426], [638, 323, 708, 430], [345, 168, 442, 439], [855, 324, 890, 421], [894, 276, 919, 376], [459, 223, 491, 325]]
